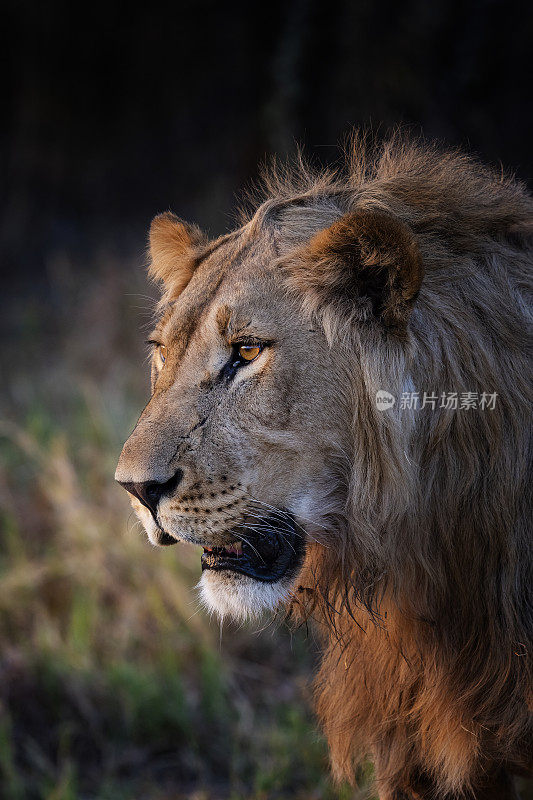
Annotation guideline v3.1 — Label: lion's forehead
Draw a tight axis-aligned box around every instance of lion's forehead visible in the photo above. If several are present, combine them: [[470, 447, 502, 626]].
[[160, 260, 295, 361]]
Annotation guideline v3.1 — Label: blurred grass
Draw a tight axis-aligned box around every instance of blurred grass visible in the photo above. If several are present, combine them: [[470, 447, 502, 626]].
[[0, 254, 364, 800]]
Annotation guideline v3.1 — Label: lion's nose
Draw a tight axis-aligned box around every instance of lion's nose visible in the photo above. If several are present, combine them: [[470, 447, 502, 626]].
[[118, 469, 183, 517]]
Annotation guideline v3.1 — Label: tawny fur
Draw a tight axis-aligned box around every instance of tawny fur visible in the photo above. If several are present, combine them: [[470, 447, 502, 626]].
[[251, 136, 532, 797], [149, 212, 206, 299], [118, 133, 532, 799]]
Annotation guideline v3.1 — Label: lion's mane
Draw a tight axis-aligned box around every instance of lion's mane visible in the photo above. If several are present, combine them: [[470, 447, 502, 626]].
[[244, 135, 532, 797]]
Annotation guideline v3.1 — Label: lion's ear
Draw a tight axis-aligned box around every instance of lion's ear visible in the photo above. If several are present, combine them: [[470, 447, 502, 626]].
[[148, 212, 206, 299], [287, 209, 423, 331]]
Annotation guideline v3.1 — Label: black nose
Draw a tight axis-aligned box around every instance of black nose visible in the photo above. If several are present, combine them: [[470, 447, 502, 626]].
[[118, 470, 183, 518]]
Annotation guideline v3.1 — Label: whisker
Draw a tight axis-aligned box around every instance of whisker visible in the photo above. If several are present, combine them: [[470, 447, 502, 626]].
[[127, 511, 143, 535], [242, 508, 313, 546], [232, 521, 297, 556], [238, 509, 299, 537], [125, 292, 158, 302], [228, 530, 265, 562], [247, 494, 330, 531], [245, 493, 330, 535], [235, 522, 296, 552], [244, 501, 326, 547]]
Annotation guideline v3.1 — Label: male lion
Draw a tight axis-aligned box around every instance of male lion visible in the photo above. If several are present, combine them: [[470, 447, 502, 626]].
[[116, 136, 532, 799]]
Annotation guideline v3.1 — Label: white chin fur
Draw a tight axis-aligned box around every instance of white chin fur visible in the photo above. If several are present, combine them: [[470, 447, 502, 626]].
[[198, 570, 290, 623]]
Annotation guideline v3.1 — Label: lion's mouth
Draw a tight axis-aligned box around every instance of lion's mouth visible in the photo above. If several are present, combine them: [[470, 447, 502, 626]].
[[155, 529, 180, 546], [200, 512, 304, 583]]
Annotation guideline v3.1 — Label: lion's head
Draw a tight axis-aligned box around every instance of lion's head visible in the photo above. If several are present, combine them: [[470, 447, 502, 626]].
[[116, 136, 532, 797], [115, 147, 425, 621]]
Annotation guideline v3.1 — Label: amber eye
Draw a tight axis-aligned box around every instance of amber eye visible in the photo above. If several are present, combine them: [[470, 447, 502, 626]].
[[238, 344, 261, 362], [158, 344, 167, 364]]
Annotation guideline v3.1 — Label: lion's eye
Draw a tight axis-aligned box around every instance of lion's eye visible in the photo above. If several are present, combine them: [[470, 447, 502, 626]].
[[238, 344, 261, 362], [158, 344, 167, 364]]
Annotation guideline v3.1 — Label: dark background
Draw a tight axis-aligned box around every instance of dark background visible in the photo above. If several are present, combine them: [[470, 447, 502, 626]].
[[1, 2, 532, 798], [3, 0, 533, 286]]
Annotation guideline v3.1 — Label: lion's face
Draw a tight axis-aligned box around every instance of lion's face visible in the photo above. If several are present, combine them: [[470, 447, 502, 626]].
[[117, 199, 423, 621], [116, 226, 347, 620]]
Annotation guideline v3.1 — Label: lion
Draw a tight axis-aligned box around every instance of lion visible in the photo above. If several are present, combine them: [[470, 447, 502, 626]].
[[116, 134, 532, 799]]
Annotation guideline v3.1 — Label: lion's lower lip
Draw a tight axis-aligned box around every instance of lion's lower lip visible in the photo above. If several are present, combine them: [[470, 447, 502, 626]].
[[157, 530, 178, 546], [200, 512, 304, 583]]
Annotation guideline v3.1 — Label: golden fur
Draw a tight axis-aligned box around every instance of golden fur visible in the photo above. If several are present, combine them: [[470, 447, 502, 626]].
[[117, 134, 532, 799]]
